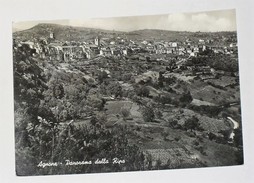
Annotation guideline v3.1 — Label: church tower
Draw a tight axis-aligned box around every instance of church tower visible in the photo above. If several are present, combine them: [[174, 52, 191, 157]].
[[95, 36, 100, 47], [50, 32, 54, 39]]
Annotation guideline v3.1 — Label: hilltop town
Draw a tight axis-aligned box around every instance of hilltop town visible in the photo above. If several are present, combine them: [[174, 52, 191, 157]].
[[13, 23, 243, 175]]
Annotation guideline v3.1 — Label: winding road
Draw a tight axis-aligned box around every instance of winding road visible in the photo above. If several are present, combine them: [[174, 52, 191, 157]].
[[227, 116, 240, 139]]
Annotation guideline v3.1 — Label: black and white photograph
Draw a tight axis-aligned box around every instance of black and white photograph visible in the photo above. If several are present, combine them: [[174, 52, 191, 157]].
[[12, 9, 244, 176]]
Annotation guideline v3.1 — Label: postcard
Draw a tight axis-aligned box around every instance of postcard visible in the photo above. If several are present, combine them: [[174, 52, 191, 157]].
[[12, 9, 243, 176]]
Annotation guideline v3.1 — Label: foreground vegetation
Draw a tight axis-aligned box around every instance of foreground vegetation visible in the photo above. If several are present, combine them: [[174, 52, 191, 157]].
[[14, 31, 243, 175]]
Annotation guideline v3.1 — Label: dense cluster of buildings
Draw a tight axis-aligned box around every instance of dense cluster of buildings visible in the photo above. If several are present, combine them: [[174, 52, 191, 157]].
[[13, 31, 238, 63]]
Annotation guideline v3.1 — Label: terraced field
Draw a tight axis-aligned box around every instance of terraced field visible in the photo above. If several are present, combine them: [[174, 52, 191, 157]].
[[186, 78, 240, 105], [145, 148, 196, 167], [206, 76, 237, 87]]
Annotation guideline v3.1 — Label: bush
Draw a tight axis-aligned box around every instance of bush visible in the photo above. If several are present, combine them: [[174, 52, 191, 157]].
[[16, 118, 146, 175], [106, 82, 123, 98], [121, 107, 131, 119], [195, 145, 207, 156], [136, 86, 150, 97], [168, 119, 179, 129], [98, 70, 108, 83], [179, 91, 193, 104], [155, 110, 163, 119], [188, 104, 222, 117], [142, 106, 155, 122], [193, 140, 199, 146], [184, 116, 200, 131], [174, 136, 181, 142]]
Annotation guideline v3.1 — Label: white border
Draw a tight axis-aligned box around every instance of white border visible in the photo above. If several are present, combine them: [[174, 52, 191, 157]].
[[0, 0, 254, 183]]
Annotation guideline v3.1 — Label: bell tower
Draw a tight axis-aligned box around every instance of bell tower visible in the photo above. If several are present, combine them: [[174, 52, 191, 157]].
[[49, 32, 54, 39], [95, 36, 100, 47]]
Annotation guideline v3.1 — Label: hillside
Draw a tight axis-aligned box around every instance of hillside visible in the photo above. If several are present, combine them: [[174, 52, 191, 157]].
[[13, 23, 237, 44], [127, 29, 237, 44], [13, 22, 242, 175], [126, 29, 193, 41], [13, 23, 124, 42]]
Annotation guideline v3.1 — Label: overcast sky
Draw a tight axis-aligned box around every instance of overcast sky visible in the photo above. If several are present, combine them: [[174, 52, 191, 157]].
[[13, 9, 236, 32]]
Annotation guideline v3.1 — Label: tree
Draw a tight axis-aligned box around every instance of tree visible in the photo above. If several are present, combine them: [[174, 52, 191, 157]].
[[107, 82, 122, 98], [120, 107, 131, 119], [234, 128, 243, 147], [90, 116, 98, 126], [184, 116, 200, 131], [142, 106, 155, 122], [179, 91, 193, 104], [98, 70, 108, 83], [155, 109, 163, 119], [155, 159, 162, 170], [87, 95, 104, 110], [168, 119, 179, 129], [53, 83, 64, 99], [158, 71, 164, 88], [136, 86, 150, 97], [219, 129, 232, 142]]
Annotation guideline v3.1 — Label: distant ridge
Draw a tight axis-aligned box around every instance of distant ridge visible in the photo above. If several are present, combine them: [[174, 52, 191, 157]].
[[13, 23, 237, 43], [13, 23, 125, 42]]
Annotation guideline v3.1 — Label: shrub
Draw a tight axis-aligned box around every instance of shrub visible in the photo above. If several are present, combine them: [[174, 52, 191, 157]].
[[179, 91, 193, 104], [174, 136, 181, 142], [155, 110, 163, 119], [121, 107, 131, 119], [184, 116, 200, 131], [142, 106, 155, 122], [136, 86, 150, 97]]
